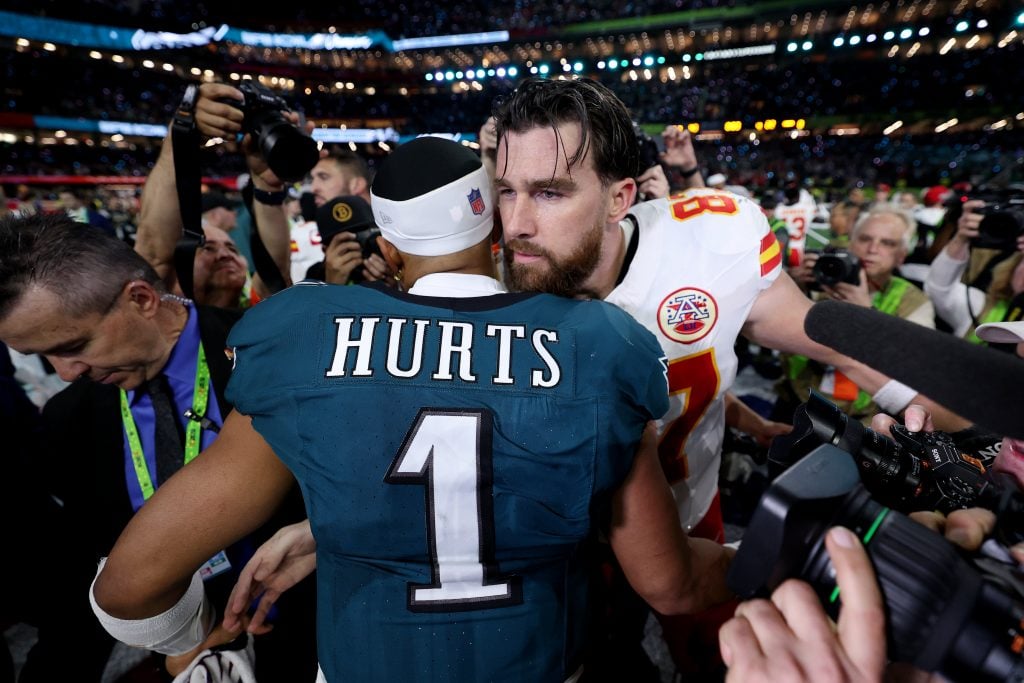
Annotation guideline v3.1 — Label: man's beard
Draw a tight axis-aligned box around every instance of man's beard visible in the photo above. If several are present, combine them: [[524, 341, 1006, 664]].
[[504, 220, 603, 299]]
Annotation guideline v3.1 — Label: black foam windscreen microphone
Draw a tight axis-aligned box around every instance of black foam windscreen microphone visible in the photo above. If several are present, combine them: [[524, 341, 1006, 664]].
[[805, 300, 1024, 439]]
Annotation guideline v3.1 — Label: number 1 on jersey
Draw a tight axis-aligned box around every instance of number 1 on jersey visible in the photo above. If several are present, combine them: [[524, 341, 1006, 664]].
[[386, 408, 522, 612]]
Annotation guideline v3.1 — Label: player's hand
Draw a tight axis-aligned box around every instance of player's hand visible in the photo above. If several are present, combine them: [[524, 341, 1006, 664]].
[[165, 620, 246, 677], [720, 527, 886, 683], [637, 164, 670, 201], [223, 520, 317, 635], [749, 419, 793, 449], [323, 232, 362, 284]]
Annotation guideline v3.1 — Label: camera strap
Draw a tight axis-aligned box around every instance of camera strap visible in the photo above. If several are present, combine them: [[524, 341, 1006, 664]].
[[170, 83, 205, 301], [239, 183, 287, 295]]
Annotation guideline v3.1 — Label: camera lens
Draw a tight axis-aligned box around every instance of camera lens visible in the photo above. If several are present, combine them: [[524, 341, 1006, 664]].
[[251, 115, 319, 183]]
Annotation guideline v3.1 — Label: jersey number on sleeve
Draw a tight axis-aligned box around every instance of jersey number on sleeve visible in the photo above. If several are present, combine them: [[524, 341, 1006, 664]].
[[658, 350, 721, 483], [386, 408, 523, 612]]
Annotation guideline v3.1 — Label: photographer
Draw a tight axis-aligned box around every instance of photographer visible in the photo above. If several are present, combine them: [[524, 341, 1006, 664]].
[[722, 398, 1024, 683], [778, 207, 935, 422], [135, 82, 297, 309], [924, 199, 1024, 341]]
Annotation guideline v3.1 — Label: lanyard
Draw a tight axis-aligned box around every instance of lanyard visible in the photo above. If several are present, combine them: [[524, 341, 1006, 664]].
[[119, 344, 211, 501]]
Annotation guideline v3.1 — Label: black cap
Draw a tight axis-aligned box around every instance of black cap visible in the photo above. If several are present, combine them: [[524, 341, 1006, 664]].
[[316, 195, 375, 246], [201, 191, 236, 213]]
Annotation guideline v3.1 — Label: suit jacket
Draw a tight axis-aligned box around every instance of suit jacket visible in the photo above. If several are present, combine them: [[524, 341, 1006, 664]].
[[40, 304, 317, 682], [44, 305, 241, 556]]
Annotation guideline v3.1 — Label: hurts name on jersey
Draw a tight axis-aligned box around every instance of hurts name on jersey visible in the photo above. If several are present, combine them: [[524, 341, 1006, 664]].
[[324, 315, 564, 388]]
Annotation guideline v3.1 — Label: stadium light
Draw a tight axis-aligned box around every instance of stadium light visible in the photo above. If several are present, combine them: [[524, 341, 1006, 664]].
[[1017, 11, 1024, 25], [833, 36, 845, 47], [598, 60, 606, 69], [682, 54, 692, 62], [657, 56, 666, 64], [425, 73, 434, 81], [883, 120, 903, 135], [899, 28, 913, 40], [977, 19, 988, 29], [89, 50, 102, 59], [935, 118, 958, 133], [883, 30, 895, 40], [764, 119, 777, 131], [496, 67, 506, 77], [867, 34, 877, 43], [687, 123, 700, 134], [508, 66, 518, 77], [787, 42, 798, 52], [643, 56, 655, 67], [539, 64, 550, 75], [918, 27, 930, 36], [43, 42, 57, 51], [802, 41, 813, 50], [849, 35, 861, 45], [955, 20, 969, 32]]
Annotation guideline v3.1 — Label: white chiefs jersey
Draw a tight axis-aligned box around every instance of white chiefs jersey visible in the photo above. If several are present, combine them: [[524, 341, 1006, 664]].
[[607, 190, 782, 529], [290, 219, 323, 283], [774, 192, 817, 264]]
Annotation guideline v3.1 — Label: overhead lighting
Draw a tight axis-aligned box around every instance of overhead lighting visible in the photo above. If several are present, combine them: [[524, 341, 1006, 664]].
[[89, 50, 102, 59], [987, 119, 1008, 130], [883, 120, 903, 135], [162, 63, 174, 72], [43, 42, 57, 51], [833, 36, 845, 47], [899, 28, 913, 40], [935, 118, 958, 133], [883, 30, 895, 40], [111, 54, 125, 63], [998, 31, 1018, 48], [143, 59, 155, 68], [918, 27, 930, 37], [955, 20, 969, 32], [802, 40, 813, 50], [965, 34, 980, 48], [16, 38, 29, 47], [977, 19, 988, 29], [849, 35, 861, 45], [940, 38, 956, 54]]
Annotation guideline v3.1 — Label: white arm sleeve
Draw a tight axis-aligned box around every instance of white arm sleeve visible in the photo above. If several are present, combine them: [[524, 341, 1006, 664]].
[[90, 557, 214, 656], [924, 250, 984, 337], [872, 379, 919, 416]]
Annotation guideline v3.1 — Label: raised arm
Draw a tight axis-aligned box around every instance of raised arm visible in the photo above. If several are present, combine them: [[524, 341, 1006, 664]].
[[609, 422, 735, 615], [743, 272, 971, 431], [134, 127, 182, 290]]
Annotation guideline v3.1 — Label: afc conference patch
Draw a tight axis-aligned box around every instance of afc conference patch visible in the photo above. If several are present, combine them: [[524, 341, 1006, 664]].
[[657, 287, 718, 344], [467, 188, 486, 215]]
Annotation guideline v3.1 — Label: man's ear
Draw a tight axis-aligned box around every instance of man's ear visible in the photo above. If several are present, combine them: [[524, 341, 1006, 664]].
[[378, 238, 403, 275], [607, 177, 638, 224], [126, 281, 161, 318], [351, 176, 370, 198]]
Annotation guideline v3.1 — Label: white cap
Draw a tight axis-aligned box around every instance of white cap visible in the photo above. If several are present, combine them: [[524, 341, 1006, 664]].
[[976, 321, 1024, 344], [706, 173, 727, 187], [370, 137, 494, 257]]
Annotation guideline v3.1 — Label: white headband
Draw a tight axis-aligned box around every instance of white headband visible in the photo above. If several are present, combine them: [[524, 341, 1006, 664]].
[[371, 164, 493, 257]]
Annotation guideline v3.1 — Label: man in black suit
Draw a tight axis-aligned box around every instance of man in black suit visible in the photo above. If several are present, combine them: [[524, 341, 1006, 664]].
[[0, 213, 315, 681]]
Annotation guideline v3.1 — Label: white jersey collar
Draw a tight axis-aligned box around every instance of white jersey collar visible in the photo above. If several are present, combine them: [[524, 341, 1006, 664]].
[[407, 272, 507, 298]]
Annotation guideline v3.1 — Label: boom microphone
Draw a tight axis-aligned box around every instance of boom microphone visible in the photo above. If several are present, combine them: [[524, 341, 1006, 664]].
[[804, 300, 1024, 439]]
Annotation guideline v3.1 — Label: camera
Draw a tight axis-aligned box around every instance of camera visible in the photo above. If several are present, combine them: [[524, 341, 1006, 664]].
[[632, 122, 661, 177], [945, 190, 1024, 251], [728, 393, 1024, 682], [808, 246, 861, 290], [221, 82, 319, 183]]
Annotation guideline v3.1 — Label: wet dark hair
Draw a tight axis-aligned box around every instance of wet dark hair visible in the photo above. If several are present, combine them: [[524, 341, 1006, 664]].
[[492, 77, 641, 185], [0, 212, 164, 320]]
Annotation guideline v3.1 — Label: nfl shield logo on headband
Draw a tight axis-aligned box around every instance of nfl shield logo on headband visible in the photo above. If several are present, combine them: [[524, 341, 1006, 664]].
[[467, 188, 486, 216]]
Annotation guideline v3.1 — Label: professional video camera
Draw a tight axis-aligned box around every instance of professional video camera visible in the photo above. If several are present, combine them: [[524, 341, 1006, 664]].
[[946, 188, 1024, 251], [221, 82, 319, 183], [807, 246, 861, 291], [728, 393, 1024, 682]]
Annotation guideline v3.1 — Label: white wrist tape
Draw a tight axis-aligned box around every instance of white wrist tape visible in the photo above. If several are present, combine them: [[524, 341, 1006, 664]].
[[90, 557, 214, 655], [872, 379, 918, 415]]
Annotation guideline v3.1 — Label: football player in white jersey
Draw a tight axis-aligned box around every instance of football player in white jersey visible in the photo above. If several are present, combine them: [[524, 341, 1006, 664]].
[[492, 77, 968, 674]]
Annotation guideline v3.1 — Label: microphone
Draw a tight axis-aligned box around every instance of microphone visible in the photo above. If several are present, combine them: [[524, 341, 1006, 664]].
[[804, 300, 1024, 439]]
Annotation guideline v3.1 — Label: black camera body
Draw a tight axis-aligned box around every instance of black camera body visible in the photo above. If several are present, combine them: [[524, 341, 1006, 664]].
[[728, 444, 1024, 682], [808, 246, 861, 290], [354, 226, 383, 261], [632, 122, 661, 176], [730, 393, 1024, 682], [975, 195, 1024, 251], [222, 82, 319, 183]]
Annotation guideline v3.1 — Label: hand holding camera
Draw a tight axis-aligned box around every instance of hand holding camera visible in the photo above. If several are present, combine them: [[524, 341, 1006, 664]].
[[198, 81, 319, 184]]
